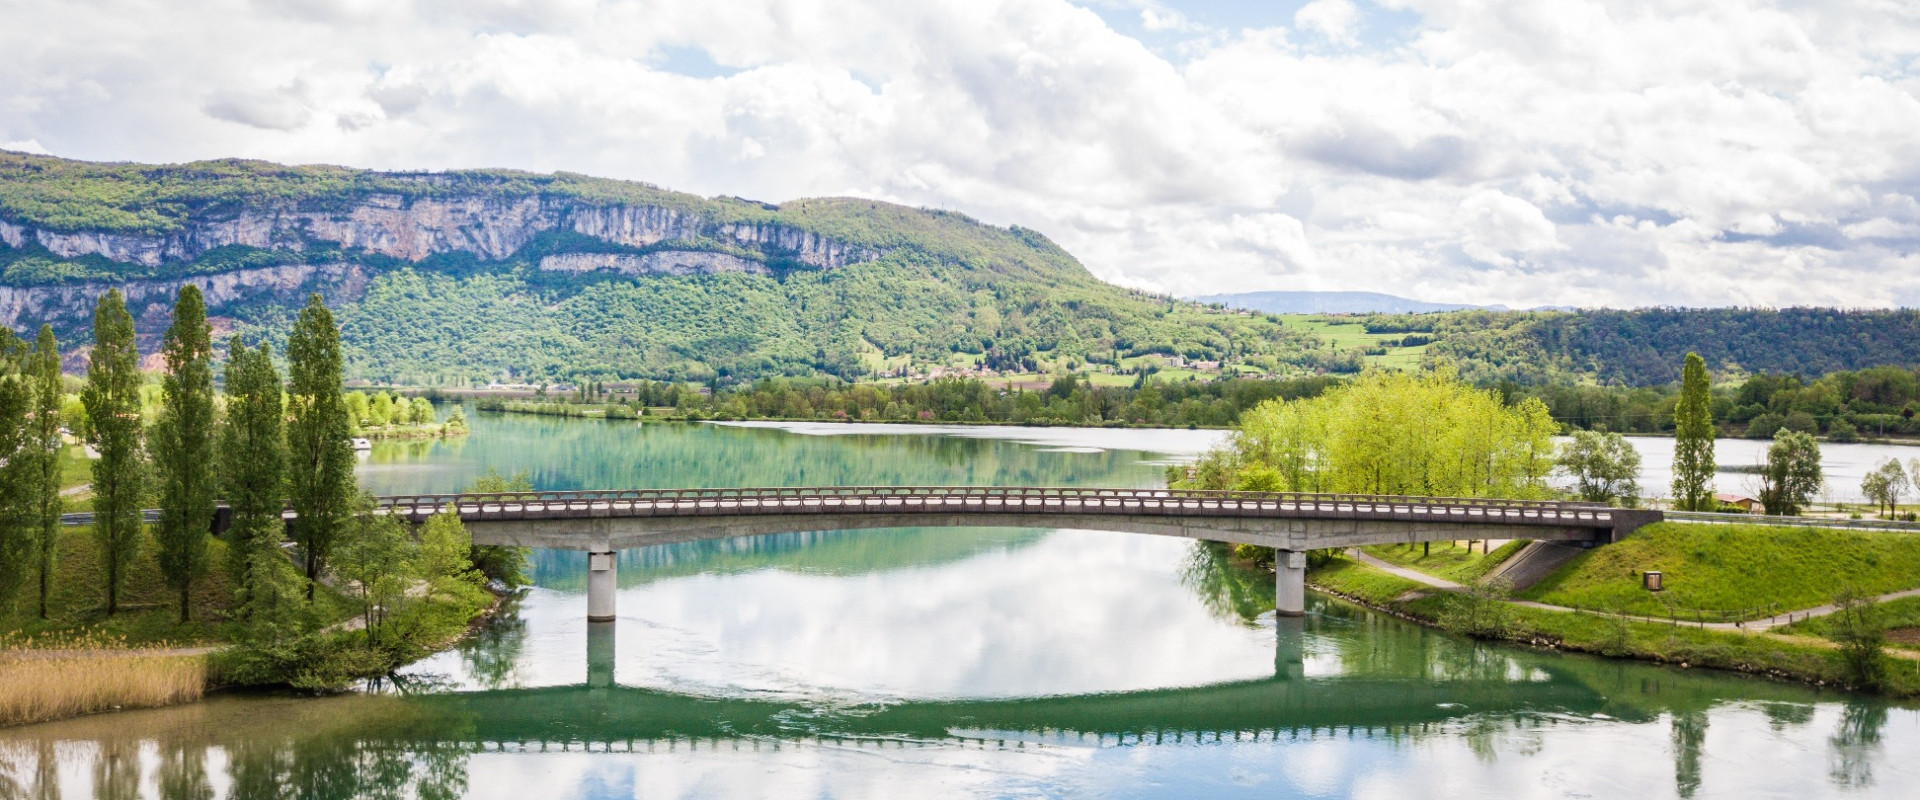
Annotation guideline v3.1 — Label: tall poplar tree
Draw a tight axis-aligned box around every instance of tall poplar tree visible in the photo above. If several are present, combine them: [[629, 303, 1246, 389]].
[[286, 294, 355, 598], [221, 338, 288, 617], [0, 331, 32, 607], [83, 289, 146, 616], [30, 325, 64, 618], [154, 286, 217, 622], [1671, 351, 1717, 511]]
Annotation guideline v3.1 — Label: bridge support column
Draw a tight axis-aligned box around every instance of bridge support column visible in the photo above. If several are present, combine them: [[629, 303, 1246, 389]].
[[1276, 550, 1306, 617], [588, 551, 617, 623]]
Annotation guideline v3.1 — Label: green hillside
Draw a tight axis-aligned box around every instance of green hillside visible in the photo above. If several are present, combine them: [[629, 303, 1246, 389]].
[[0, 152, 1346, 384]]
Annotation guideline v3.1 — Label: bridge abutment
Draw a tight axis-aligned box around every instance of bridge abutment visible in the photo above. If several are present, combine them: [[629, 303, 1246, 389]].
[[588, 551, 618, 623], [1276, 550, 1306, 617]]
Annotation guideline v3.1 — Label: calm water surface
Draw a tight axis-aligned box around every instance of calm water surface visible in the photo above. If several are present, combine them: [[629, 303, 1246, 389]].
[[2, 413, 1916, 799]]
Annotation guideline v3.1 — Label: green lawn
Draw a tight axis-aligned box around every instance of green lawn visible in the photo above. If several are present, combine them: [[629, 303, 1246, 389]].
[[1519, 522, 1920, 619], [1361, 539, 1529, 583], [1312, 551, 1920, 697]]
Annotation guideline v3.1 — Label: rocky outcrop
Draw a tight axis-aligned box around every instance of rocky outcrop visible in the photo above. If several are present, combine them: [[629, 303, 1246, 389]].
[[0, 263, 359, 331], [539, 251, 771, 277], [0, 195, 876, 271]]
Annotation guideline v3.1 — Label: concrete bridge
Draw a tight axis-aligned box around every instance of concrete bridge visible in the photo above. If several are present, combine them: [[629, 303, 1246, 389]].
[[370, 486, 1661, 621]]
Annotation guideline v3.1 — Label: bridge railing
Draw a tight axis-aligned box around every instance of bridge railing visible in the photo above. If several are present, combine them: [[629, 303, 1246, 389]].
[[370, 486, 1620, 524]]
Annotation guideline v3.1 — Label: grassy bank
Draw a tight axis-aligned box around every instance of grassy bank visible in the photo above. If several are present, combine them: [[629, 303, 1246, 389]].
[[1360, 539, 1528, 584], [1519, 522, 1920, 619], [0, 527, 257, 645], [1310, 552, 1920, 697], [1783, 596, 1920, 653], [0, 645, 206, 727]]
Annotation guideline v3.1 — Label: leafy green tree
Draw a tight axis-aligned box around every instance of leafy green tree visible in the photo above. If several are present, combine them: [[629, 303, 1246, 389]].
[[1557, 429, 1642, 506], [29, 325, 64, 618], [331, 500, 415, 643], [344, 391, 370, 430], [369, 392, 393, 428], [1829, 587, 1885, 689], [221, 338, 288, 618], [1756, 430, 1822, 516], [1860, 459, 1908, 517], [82, 289, 146, 616], [418, 507, 481, 588], [1671, 352, 1717, 511], [409, 397, 435, 426], [0, 331, 33, 607], [1195, 369, 1558, 500], [463, 467, 532, 587], [153, 286, 217, 622], [287, 294, 356, 598]]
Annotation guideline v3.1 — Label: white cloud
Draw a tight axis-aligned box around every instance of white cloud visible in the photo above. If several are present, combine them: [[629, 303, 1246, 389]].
[[1294, 0, 1361, 45], [1, 0, 1919, 307]]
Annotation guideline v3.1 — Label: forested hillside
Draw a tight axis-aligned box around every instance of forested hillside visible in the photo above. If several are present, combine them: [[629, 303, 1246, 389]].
[[7, 152, 1917, 389], [0, 152, 1337, 383], [1363, 308, 1920, 386]]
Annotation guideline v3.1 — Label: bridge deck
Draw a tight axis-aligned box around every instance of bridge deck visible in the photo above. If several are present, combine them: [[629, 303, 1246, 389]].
[[374, 486, 1637, 531]]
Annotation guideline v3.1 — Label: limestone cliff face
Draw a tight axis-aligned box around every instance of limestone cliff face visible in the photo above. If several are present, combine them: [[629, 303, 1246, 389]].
[[0, 194, 875, 270], [539, 251, 771, 277], [0, 263, 360, 331]]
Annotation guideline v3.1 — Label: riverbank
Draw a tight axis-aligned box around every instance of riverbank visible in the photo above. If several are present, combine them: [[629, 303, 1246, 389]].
[[0, 644, 208, 727], [1309, 544, 1920, 697]]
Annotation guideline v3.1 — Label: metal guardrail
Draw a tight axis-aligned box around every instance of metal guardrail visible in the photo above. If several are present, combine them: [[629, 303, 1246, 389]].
[[1666, 510, 1920, 533], [369, 486, 1625, 528], [56, 487, 1632, 530]]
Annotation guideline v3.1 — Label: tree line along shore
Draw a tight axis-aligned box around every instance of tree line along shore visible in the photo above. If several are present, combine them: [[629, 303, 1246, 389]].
[[0, 288, 516, 729], [453, 357, 1920, 445]]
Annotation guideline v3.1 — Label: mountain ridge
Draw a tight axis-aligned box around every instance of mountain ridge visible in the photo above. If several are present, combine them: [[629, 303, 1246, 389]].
[[0, 152, 1332, 382]]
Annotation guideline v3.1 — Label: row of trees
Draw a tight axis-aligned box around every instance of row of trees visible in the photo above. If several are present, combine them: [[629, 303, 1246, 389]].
[[0, 286, 391, 624], [344, 390, 447, 433], [0, 326, 63, 618], [1861, 459, 1920, 518], [501, 373, 1347, 429], [1180, 354, 1830, 517], [1184, 369, 1559, 498]]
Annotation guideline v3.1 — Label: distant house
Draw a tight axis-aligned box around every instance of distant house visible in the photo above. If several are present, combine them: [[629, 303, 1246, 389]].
[[1714, 493, 1761, 513]]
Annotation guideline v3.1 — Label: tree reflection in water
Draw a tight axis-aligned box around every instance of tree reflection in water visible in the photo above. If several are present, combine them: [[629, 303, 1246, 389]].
[[1829, 701, 1889, 789]]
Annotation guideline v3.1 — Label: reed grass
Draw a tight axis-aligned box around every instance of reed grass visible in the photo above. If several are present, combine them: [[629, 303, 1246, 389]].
[[0, 632, 207, 727]]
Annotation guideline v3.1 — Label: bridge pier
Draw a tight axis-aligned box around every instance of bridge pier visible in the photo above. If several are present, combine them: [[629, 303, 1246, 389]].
[[588, 551, 617, 623], [1276, 550, 1306, 617]]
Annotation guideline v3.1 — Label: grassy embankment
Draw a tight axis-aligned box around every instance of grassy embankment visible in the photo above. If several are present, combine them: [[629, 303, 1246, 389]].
[[1316, 522, 1920, 696], [1360, 539, 1529, 584], [1520, 523, 1920, 619]]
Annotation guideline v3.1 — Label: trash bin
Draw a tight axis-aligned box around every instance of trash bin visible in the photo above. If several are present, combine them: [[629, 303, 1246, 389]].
[[1643, 571, 1663, 592]]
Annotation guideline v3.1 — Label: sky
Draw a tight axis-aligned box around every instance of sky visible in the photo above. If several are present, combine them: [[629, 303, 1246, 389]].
[[3, 0, 1920, 309]]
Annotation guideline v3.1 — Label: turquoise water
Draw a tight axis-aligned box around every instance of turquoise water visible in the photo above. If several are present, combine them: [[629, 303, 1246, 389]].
[[1, 413, 1914, 799]]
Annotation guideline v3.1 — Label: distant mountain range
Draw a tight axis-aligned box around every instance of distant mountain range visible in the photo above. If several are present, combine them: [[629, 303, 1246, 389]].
[[1192, 290, 1504, 315]]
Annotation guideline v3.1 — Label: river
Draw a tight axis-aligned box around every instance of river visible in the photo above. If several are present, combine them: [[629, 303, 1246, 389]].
[[2, 412, 1917, 799]]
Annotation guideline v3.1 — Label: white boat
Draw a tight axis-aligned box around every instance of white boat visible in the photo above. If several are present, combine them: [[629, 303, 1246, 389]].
[[352, 438, 373, 451]]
